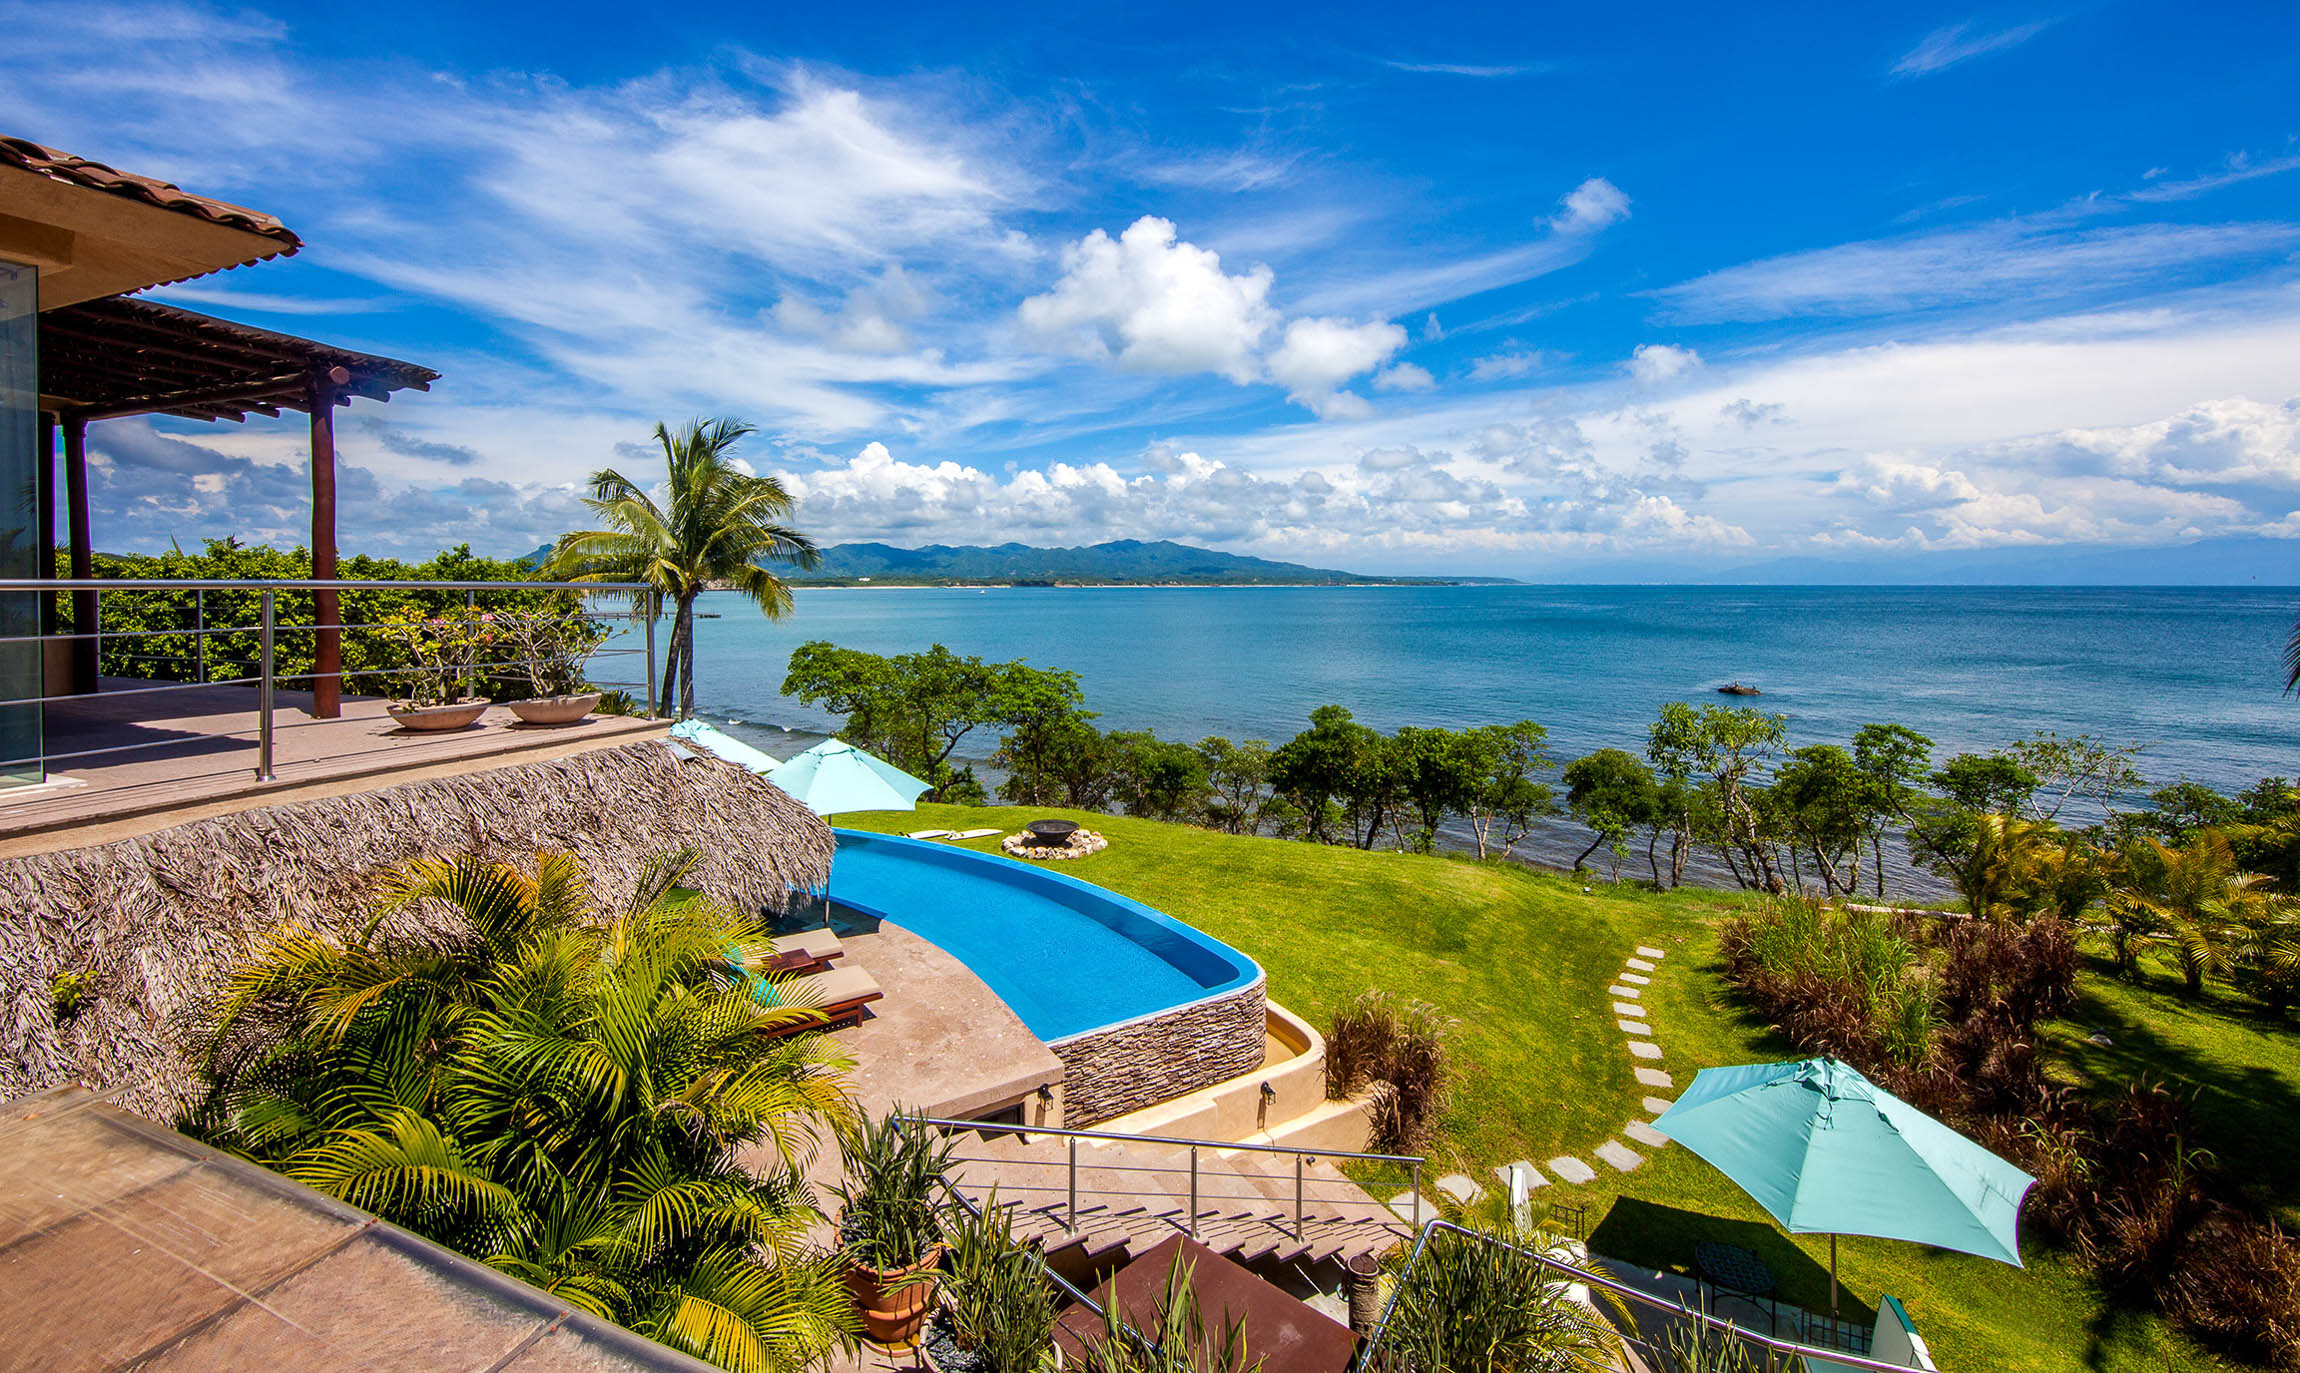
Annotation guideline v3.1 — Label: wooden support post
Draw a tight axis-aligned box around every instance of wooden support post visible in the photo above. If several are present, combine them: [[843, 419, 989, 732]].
[[61, 416, 94, 695], [36, 414, 54, 638], [308, 367, 348, 718]]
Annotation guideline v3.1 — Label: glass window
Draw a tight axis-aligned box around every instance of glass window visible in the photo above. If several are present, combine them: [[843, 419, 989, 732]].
[[0, 259, 42, 784]]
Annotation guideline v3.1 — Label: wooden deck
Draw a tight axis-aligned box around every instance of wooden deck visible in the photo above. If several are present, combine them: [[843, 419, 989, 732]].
[[0, 679, 665, 857]]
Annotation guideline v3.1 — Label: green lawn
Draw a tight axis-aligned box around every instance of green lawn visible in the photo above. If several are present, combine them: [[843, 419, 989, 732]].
[[840, 806, 2254, 1372]]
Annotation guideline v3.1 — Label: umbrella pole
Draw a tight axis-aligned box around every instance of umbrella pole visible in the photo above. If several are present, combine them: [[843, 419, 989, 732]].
[[1830, 1234, 1839, 1320]]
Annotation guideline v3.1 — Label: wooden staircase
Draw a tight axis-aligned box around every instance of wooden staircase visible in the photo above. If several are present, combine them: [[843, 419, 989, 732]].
[[946, 1128, 1410, 1270]]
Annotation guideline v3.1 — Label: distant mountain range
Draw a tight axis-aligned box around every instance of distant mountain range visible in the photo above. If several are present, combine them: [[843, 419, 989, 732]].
[[784, 540, 1515, 586]]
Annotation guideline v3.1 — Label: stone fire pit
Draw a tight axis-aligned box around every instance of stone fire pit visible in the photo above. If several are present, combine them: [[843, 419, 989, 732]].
[[1003, 819, 1108, 861]]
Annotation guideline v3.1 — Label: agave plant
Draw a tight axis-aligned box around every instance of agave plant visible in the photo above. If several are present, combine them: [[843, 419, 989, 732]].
[[936, 1189, 1061, 1373], [185, 847, 858, 1373], [1378, 1219, 1625, 1373]]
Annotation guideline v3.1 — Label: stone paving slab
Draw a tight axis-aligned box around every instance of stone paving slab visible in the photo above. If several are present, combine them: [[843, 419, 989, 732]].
[[1619, 972, 1650, 985], [1618, 1019, 1652, 1035], [1637, 945, 1666, 959], [1494, 1161, 1549, 1191], [1608, 984, 1641, 999], [1435, 1172, 1485, 1206], [1642, 1096, 1675, 1115], [1386, 1191, 1440, 1225], [1595, 1140, 1645, 1172], [1628, 1040, 1663, 1059], [1635, 1067, 1674, 1088], [1547, 1155, 1597, 1185], [1626, 958, 1656, 972], [1625, 1120, 1672, 1149], [1612, 1001, 1644, 1017]]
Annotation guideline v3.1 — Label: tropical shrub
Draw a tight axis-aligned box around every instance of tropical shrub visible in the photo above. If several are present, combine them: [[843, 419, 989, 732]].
[[1377, 1222, 1621, 1373], [834, 1110, 954, 1272], [1324, 989, 1453, 1152], [1068, 1251, 1258, 1373], [183, 847, 857, 1373], [934, 1191, 1060, 1373]]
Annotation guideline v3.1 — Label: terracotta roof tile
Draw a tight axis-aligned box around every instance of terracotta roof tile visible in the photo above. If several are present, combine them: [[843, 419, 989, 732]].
[[0, 135, 301, 250]]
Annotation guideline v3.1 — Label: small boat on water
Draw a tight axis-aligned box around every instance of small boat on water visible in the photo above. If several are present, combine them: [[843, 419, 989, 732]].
[[1717, 682, 1763, 696]]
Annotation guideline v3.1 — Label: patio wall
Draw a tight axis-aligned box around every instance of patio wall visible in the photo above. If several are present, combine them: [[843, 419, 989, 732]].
[[1049, 976, 1267, 1126]]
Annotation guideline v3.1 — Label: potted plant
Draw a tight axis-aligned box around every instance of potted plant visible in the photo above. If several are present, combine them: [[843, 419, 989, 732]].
[[380, 607, 492, 731], [834, 1110, 955, 1345], [502, 605, 609, 725]]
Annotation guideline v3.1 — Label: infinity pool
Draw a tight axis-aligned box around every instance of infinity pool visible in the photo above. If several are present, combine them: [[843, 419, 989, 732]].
[[826, 830, 1261, 1042]]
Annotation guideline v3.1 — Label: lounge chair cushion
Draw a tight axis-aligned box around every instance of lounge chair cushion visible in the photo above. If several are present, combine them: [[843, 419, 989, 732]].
[[770, 929, 843, 965], [948, 828, 1001, 840]]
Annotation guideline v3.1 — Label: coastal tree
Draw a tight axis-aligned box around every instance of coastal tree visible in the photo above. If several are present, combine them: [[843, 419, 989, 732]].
[[549, 418, 818, 719], [1852, 723, 1934, 898], [2004, 730, 2148, 822], [985, 663, 1090, 805], [1457, 721, 1555, 861], [1561, 749, 1659, 878], [785, 642, 1080, 801], [1768, 744, 1872, 897], [1105, 730, 1212, 822], [2114, 829, 2285, 996], [1197, 737, 1299, 837], [1271, 705, 1383, 846], [1647, 703, 1790, 891], [1390, 726, 1480, 853]]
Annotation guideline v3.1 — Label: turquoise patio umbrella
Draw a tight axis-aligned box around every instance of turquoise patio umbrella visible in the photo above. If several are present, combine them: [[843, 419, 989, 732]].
[[1654, 1057, 2035, 1315], [669, 719, 782, 773], [765, 738, 931, 816]]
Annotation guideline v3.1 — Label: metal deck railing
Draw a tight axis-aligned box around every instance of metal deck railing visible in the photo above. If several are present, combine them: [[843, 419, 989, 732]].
[[0, 576, 658, 784]]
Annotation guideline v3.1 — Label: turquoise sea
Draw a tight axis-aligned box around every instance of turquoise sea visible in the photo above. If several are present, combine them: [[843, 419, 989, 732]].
[[646, 584, 2300, 885]]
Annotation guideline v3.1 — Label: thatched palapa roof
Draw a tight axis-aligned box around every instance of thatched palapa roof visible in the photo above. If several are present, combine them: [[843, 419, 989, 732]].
[[0, 740, 834, 1119]]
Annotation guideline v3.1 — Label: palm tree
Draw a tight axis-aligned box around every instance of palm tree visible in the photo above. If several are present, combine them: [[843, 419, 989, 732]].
[[186, 848, 859, 1372], [2112, 829, 2286, 996], [550, 419, 818, 719]]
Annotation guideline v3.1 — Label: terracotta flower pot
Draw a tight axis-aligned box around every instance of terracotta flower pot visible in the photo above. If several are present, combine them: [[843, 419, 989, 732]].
[[386, 700, 489, 731], [843, 1248, 943, 1345], [508, 692, 601, 726]]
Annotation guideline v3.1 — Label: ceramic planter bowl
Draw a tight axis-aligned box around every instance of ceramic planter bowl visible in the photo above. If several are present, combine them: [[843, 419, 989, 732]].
[[386, 701, 489, 732], [508, 692, 601, 726], [842, 1248, 943, 1345]]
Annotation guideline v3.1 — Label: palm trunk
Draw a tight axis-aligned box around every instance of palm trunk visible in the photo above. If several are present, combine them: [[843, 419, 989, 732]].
[[677, 596, 699, 719]]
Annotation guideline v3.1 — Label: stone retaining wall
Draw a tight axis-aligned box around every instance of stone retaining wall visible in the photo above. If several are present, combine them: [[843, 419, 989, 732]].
[[1049, 976, 1267, 1126]]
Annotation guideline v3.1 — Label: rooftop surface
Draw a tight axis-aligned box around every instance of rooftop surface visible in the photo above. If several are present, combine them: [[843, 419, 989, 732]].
[[0, 1086, 722, 1373]]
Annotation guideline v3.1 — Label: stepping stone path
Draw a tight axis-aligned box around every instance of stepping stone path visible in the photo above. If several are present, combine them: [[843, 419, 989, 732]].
[[1547, 1155, 1597, 1185], [1612, 1001, 1643, 1017], [1618, 972, 1650, 985], [1434, 1173, 1485, 1207], [1608, 985, 1640, 1000], [1642, 1096, 1675, 1116], [1628, 1040, 1663, 1059], [1624, 1119, 1672, 1149], [1387, 1190, 1440, 1225], [1595, 1140, 1646, 1172], [1637, 946, 1667, 959], [1618, 1018, 1652, 1035], [1636, 1067, 1674, 1089], [1494, 1161, 1549, 1192], [1625, 958, 1656, 972]]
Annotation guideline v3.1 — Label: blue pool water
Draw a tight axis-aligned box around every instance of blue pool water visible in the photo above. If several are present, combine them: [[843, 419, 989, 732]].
[[825, 830, 1260, 1042]]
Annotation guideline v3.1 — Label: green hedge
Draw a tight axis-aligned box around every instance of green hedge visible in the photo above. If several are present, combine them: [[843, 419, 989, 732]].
[[76, 540, 596, 702]]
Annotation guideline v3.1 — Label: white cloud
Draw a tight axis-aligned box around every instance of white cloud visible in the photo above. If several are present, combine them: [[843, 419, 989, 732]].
[[1266, 316, 1408, 418], [1551, 177, 1630, 233], [1468, 350, 1549, 381], [1628, 344, 1702, 382], [1018, 216, 1277, 383], [1891, 19, 2055, 77], [1374, 363, 1436, 392]]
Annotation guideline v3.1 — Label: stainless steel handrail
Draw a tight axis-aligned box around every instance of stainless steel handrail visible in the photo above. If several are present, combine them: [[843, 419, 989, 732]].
[[900, 1113, 1428, 1241], [1360, 1219, 1916, 1373], [0, 576, 660, 784]]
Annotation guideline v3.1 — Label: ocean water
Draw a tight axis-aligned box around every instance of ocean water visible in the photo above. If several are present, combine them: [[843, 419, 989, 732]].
[[631, 585, 2300, 885]]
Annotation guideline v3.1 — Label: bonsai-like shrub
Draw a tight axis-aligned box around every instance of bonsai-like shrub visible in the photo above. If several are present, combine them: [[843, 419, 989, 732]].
[[835, 1110, 954, 1272], [378, 606, 494, 706], [500, 605, 610, 699]]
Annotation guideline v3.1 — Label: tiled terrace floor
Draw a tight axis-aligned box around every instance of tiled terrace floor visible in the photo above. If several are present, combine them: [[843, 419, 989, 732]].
[[0, 679, 663, 856]]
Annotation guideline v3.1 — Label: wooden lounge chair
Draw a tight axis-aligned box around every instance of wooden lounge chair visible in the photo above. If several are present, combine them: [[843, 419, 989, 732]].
[[757, 965, 884, 1035], [947, 828, 1001, 841], [906, 828, 953, 840], [764, 928, 844, 975]]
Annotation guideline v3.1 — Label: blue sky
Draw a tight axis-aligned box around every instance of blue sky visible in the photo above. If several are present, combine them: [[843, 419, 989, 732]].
[[10, 1, 2300, 574]]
